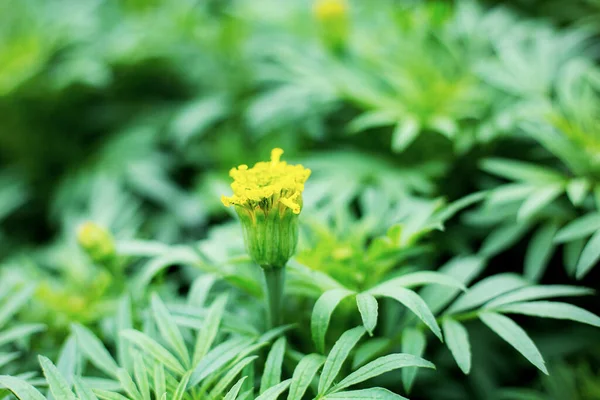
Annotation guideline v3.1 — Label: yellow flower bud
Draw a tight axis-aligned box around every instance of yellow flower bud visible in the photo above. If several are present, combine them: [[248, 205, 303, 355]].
[[77, 221, 116, 264], [222, 148, 311, 268]]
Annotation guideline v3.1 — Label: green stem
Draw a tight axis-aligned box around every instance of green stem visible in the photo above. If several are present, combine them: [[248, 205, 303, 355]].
[[263, 267, 286, 328]]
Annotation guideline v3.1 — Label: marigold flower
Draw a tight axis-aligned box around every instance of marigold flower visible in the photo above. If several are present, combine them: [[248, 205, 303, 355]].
[[222, 148, 311, 268]]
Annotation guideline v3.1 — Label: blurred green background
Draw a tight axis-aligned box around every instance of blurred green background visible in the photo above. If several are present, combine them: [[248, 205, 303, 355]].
[[1, 0, 600, 399]]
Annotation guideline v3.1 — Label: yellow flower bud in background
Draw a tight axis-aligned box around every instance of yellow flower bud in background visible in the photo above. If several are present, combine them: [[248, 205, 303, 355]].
[[313, 0, 349, 51], [77, 221, 116, 264]]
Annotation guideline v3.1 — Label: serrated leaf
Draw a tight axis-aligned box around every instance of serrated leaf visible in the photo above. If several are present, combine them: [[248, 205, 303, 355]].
[[0, 375, 46, 400], [566, 178, 590, 205], [151, 294, 190, 367], [172, 371, 192, 400], [116, 368, 142, 400], [324, 388, 408, 399], [479, 313, 548, 375], [132, 351, 150, 400], [73, 376, 99, 400], [576, 230, 600, 279], [319, 326, 366, 395], [524, 222, 560, 282], [120, 330, 185, 375], [210, 356, 257, 399], [331, 354, 434, 394], [356, 293, 378, 336], [485, 285, 593, 308], [153, 364, 166, 400], [39, 356, 77, 400], [0, 324, 45, 347], [372, 271, 467, 292], [442, 318, 471, 374], [480, 222, 530, 258], [287, 354, 326, 400], [517, 185, 563, 221], [554, 212, 600, 243], [194, 294, 228, 365], [311, 289, 355, 353], [370, 286, 441, 340], [446, 274, 527, 315], [260, 337, 286, 394], [401, 328, 426, 393], [255, 379, 291, 400], [391, 118, 420, 152], [494, 301, 600, 327], [225, 377, 248, 400], [481, 159, 564, 183], [188, 337, 254, 388], [73, 324, 119, 378], [420, 256, 487, 315]]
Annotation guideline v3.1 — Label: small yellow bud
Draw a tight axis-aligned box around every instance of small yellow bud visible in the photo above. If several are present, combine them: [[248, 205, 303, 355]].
[[77, 221, 116, 264], [313, 0, 346, 21], [222, 148, 310, 268]]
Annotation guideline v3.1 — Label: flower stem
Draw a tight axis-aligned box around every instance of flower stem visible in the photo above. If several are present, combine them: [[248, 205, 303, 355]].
[[263, 267, 286, 328]]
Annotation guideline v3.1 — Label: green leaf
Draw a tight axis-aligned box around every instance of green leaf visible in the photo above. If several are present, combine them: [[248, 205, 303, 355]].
[[564, 238, 585, 277], [193, 293, 228, 364], [352, 338, 391, 370], [392, 118, 420, 152], [420, 256, 487, 314], [517, 185, 563, 221], [480, 222, 530, 258], [479, 313, 548, 375], [485, 285, 594, 308], [153, 364, 166, 400], [356, 293, 378, 336], [224, 377, 248, 400], [481, 159, 564, 183], [73, 324, 119, 378], [494, 301, 600, 327], [348, 110, 397, 134], [0, 324, 45, 347], [260, 337, 286, 394], [93, 389, 131, 400], [524, 222, 560, 282], [73, 376, 99, 400], [446, 274, 527, 314], [554, 212, 600, 243], [255, 379, 292, 400], [0, 284, 35, 329], [331, 354, 434, 394], [209, 356, 257, 399], [372, 271, 467, 292], [132, 351, 150, 400], [324, 388, 408, 399], [311, 289, 355, 353], [188, 274, 217, 307], [370, 286, 441, 340], [120, 330, 186, 375], [576, 230, 600, 279], [116, 295, 133, 371], [172, 371, 192, 400], [151, 294, 190, 367], [188, 337, 254, 388], [319, 326, 366, 395], [287, 354, 326, 400], [116, 368, 142, 400], [401, 328, 426, 393], [39, 355, 77, 400], [442, 318, 471, 374], [566, 178, 590, 206], [0, 375, 46, 400]]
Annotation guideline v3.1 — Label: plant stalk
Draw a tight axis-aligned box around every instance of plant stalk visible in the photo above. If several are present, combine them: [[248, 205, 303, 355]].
[[263, 266, 286, 328]]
